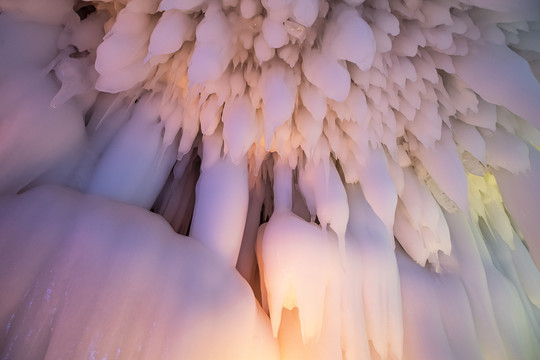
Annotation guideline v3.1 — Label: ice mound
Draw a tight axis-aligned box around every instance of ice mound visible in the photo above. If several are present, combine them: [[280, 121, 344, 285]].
[[0, 185, 278, 359]]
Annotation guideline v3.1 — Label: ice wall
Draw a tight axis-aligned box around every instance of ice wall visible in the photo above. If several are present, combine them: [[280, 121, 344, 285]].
[[0, 0, 540, 359]]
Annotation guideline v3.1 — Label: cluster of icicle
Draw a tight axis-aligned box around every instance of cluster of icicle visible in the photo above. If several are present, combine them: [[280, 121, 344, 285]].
[[1, 0, 540, 359]]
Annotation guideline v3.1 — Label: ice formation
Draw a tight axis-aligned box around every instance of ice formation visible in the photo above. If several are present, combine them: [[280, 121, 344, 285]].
[[0, 0, 540, 359]]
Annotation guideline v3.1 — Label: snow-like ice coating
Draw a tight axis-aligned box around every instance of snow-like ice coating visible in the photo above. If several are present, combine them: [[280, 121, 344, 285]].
[[1, 0, 540, 359]]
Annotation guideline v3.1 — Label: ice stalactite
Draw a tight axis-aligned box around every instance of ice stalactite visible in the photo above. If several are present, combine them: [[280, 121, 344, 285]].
[[190, 132, 249, 265], [1, 0, 540, 359]]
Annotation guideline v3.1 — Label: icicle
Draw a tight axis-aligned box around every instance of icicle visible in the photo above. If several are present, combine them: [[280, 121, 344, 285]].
[[260, 60, 297, 149], [444, 210, 510, 359], [273, 154, 293, 212], [190, 134, 249, 266], [258, 211, 339, 343], [451, 119, 486, 163], [494, 145, 540, 268], [340, 234, 371, 360], [482, 125, 530, 174], [222, 94, 257, 164], [345, 183, 403, 360], [397, 249, 483, 360], [236, 174, 265, 284], [86, 95, 177, 209], [394, 200, 430, 265], [357, 145, 397, 238], [414, 126, 469, 213]]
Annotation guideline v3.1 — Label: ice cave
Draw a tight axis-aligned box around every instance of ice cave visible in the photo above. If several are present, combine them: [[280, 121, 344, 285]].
[[0, 0, 540, 359]]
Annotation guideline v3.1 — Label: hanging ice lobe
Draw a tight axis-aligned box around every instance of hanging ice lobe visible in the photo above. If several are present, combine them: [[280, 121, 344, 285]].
[[188, 4, 234, 85], [323, 4, 376, 71], [414, 126, 469, 213], [0, 185, 279, 360], [451, 120, 486, 163], [260, 61, 297, 148], [302, 50, 351, 102], [147, 10, 196, 59], [262, 17, 289, 49], [222, 94, 258, 163], [356, 145, 397, 238], [291, 0, 319, 27], [394, 167, 451, 268], [0, 70, 86, 195], [482, 125, 530, 174], [494, 146, 540, 268], [454, 41, 540, 131], [94, 9, 155, 93], [444, 210, 513, 360]]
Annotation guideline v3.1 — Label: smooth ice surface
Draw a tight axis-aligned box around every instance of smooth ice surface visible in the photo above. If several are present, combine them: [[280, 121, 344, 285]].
[[415, 127, 469, 212], [454, 42, 540, 130], [222, 94, 258, 163], [356, 145, 397, 237], [147, 10, 195, 57], [190, 139, 249, 266], [323, 5, 376, 71], [302, 50, 351, 102], [495, 146, 540, 268], [259, 210, 340, 344], [345, 183, 403, 359], [0, 185, 278, 360], [87, 96, 178, 208], [260, 61, 297, 147], [188, 4, 233, 84], [0, 14, 86, 194]]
